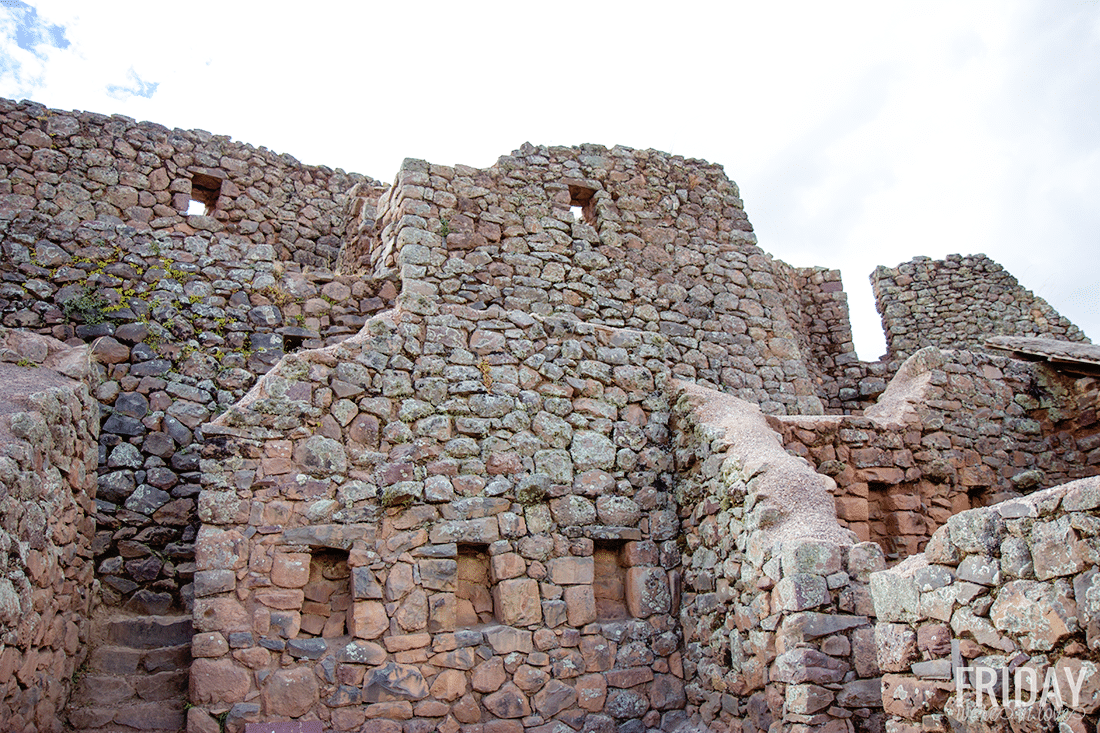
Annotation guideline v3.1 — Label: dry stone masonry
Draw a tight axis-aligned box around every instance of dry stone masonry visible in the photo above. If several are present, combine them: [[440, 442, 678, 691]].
[[777, 347, 1099, 559], [872, 254, 1088, 362], [0, 329, 98, 732], [189, 313, 683, 732], [870, 476, 1100, 732], [0, 96, 1097, 733], [342, 148, 834, 416]]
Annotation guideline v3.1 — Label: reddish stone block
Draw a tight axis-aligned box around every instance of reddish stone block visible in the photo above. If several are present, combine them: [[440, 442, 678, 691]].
[[493, 578, 542, 626], [625, 567, 670, 618], [270, 553, 310, 588], [190, 658, 250, 706]]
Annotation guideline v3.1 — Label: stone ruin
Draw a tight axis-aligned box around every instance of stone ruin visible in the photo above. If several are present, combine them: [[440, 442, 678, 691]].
[[0, 96, 1096, 733]]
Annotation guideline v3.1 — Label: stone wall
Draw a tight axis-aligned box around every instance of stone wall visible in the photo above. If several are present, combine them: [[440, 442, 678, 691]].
[[777, 347, 1100, 561], [0, 96, 397, 614], [771, 264, 871, 413], [343, 146, 839, 416], [0, 98, 382, 268], [3, 95, 1099, 731], [872, 254, 1089, 362], [870, 475, 1100, 732], [188, 308, 687, 732], [671, 381, 886, 733], [0, 210, 395, 613], [0, 330, 99, 733]]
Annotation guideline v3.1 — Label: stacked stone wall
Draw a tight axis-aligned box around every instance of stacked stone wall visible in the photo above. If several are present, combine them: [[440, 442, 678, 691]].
[[872, 254, 1089, 362], [0, 210, 395, 613], [0, 330, 99, 733], [0, 98, 382, 269], [347, 146, 834, 415], [778, 348, 1100, 561], [0, 95, 396, 612], [189, 308, 686, 732], [671, 381, 887, 733], [770, 264, 874, 413], [3, 94, 1099, 731], [870, 476, 1100, 732]]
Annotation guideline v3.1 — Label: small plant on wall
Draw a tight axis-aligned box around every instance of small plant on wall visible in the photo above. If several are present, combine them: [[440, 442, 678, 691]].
[[62, 286, 108, 324]]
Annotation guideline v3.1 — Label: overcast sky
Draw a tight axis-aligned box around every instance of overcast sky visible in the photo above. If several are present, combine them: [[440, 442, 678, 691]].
[[2, 1, 1097, 359]]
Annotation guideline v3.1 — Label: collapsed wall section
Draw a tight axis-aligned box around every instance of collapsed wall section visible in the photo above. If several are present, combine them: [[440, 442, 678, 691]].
[[345, 145, 831, 415], [872, 254, 1089, 362], [0, 330, 99, 733], [190, 307, 685, 731]]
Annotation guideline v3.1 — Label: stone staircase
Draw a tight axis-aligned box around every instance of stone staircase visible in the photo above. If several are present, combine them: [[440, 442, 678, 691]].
[[66, 613, 192, 733]]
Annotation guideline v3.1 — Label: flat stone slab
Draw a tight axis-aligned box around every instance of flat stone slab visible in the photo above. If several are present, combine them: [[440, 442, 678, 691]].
[[245, 723, 323, 733], [986, 336, 1100, 374]]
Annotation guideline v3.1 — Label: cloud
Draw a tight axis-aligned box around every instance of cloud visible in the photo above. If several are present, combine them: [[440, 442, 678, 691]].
[[7, 1, 69, 54], [106, 67, 157, 100], [0, 1, 71, 98]]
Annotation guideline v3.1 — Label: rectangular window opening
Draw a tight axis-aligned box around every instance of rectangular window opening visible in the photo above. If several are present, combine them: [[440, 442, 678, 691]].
[[568, 183, 598, 226], [456, 544, 494, 627], [300, 548, 350, 638], [186, 171, 223, 216], [593, 540, 629, 620]]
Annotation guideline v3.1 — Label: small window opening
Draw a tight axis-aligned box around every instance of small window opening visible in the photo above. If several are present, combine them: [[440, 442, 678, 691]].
[[456, 544, 493, 627], [187, 172, 223, 216], [300, 549, 350, 637], [568, 184, 597, 226], [593, 540, 628, 620], [282, 332, 307, 352]]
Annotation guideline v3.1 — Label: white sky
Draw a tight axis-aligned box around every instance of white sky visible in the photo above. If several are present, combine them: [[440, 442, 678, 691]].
[[2, 1, 1098, 359]]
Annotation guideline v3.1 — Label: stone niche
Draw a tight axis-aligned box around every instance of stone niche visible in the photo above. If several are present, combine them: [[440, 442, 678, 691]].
[[299, 549, 351, 638], [593, 540, 629, 620], [455, 544, 493, 627]]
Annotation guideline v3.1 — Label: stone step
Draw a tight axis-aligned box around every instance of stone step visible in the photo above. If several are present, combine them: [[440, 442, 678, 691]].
[[72, 668, 188, 705], [74, 674, 135, 706], [87, 642, 190, 675], [66, 613, 192, 733], [103, 614, 192, 650], [68, 700, 186, 732]]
